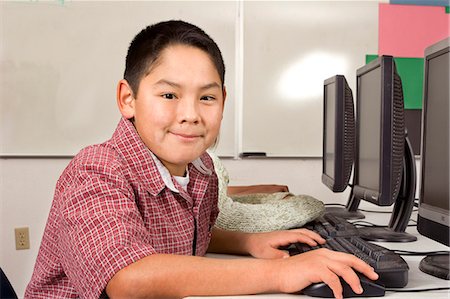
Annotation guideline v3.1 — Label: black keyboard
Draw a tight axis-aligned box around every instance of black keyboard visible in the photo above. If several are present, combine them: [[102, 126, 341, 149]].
[[287, 214, 409, 288]]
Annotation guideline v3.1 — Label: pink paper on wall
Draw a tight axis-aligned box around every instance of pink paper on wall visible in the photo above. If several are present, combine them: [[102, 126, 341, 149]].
[[379, 3, 450, 58]]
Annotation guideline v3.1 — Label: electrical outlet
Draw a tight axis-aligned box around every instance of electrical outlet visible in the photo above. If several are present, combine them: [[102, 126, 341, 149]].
[[15, 227, 30, 250]]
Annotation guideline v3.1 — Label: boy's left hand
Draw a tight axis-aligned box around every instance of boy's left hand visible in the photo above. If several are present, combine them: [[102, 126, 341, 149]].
[[246, 229, 326, 259]]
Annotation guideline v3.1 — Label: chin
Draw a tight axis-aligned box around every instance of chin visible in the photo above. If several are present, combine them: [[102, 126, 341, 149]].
[[171, 154, 200, 165]]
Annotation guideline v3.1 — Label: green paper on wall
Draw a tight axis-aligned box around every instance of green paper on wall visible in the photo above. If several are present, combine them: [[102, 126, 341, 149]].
[[366, 55, 424, 109]]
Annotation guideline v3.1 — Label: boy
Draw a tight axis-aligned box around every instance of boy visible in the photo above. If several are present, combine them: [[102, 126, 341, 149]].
[[25, 20, 377, 299]]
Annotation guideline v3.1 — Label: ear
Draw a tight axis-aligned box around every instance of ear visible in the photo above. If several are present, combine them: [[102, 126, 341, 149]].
[[221, 86, 227, 113], [117, 79, 135, 119]]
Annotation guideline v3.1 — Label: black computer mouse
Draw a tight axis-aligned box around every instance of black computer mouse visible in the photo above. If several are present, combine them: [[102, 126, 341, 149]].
[[301, 275, 385, 298]]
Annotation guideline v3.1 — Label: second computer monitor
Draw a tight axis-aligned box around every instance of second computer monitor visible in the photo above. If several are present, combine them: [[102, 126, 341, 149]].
[[353, 55, 417, 242], [354, 56, 405, 206]]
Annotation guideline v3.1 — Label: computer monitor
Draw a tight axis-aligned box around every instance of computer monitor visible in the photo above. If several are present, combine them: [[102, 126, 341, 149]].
[[417, 37, 449, 280], [322, 75, 354, 192], [353, 55, 417, 242], [322, 75, 364, 219]]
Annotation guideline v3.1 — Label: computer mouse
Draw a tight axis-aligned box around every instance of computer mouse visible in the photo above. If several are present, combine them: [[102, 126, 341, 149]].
[[300, 275, 385, 298]]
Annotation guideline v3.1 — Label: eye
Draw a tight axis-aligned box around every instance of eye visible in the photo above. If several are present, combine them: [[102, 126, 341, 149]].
[[162, 93, 176, 100], [200, 95, 216, 102]]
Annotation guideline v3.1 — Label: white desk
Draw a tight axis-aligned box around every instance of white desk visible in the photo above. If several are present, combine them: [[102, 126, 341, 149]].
[[188, 207, 450, 299]]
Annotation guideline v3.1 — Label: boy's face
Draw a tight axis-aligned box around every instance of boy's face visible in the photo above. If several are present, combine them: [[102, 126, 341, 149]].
[[118, 44, 225, 176]]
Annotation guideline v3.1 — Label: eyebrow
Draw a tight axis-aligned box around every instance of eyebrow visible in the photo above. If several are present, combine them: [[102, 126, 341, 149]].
[[155, 79, 221, 91]]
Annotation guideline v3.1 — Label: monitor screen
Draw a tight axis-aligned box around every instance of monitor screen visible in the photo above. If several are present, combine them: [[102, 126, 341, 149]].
[[357, 67, 381, 193], [418, 37, 450, 247], [322, 75, 355, 193], [324, 82, 336, 179]]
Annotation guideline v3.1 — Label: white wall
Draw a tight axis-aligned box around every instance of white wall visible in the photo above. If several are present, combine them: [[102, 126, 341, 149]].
[[0, 157, 350, 297], [0, 158, 69, 297]]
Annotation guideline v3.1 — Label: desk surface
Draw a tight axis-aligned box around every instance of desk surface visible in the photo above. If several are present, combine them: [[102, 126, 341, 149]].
[[188, 206, 450, 299]]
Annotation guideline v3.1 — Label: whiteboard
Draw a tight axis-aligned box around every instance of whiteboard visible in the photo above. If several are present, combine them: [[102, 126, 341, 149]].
[[242, 1, 379, 157], [0, 1, 236, 156]]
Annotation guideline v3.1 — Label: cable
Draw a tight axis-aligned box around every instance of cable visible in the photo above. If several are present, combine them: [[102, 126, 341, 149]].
[[387, 287, 450, 293], [350, 220, 417, 228], [357, 208, 418, 214], [351, 221, 387, 228], [324, 203, 346, 207], [323, 204, 419, 214], [357, 209, 393, 214], [392, 249, 450, 256]]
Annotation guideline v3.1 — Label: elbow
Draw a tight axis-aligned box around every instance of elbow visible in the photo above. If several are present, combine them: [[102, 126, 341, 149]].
[[106, 265, 154, 299], [105, 255, 182, 299]]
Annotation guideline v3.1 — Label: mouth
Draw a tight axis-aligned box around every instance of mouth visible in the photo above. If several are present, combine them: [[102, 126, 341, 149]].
[[170, 131, 203, 141]]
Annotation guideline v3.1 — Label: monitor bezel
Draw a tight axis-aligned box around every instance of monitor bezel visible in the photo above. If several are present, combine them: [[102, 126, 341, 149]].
[[353, 56, 401, 206], [322, 75, 353, 192], [418, 37, 450, 246]]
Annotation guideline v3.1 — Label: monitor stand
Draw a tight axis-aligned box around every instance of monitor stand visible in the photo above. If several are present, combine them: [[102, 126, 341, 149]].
[[419, 253, 450, 280], [358, 136, 417, 242], [325, 188, 365, 220]]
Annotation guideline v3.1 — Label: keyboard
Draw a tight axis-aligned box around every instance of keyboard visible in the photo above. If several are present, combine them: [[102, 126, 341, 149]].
[[287, 213, 409, 288]]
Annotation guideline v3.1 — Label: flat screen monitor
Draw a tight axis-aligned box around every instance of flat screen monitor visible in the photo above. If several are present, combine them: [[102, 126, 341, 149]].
[[354, 56, 404, 206], [322, 75, 355, 193], [322, 75, 364, 220], [417, 37, 449, 280], [354, 55, 417, 242]]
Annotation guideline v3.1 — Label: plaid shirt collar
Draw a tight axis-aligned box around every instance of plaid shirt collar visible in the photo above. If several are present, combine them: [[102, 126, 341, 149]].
[[149, 150, 186, 193], [111, 117, 213, 196]]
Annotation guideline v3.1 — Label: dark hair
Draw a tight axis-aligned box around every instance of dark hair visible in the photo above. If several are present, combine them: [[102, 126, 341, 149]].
[[124, 20, 225, 96]]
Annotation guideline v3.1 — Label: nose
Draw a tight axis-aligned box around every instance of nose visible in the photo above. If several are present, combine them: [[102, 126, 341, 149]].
[[178, 96, 200, 124]]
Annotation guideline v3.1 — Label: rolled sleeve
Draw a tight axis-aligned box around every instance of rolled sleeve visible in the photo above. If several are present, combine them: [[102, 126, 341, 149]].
[[58, 163, 156, 299]]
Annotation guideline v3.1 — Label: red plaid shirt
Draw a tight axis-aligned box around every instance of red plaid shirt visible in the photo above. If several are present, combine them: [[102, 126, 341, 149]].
[[25, 118, 219, 299]]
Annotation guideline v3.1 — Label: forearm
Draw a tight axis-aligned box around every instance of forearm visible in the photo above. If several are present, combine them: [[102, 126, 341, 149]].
[[106, 253, 278, 298], [207, 227, 254, 256], [106, 242, 380, 299]]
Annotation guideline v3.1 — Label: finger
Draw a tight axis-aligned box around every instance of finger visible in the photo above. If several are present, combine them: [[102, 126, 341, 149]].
[[297, 235, 322, 247], [289, 229, 326, 244], [325, 253, 380, 296], [354, 263, 378, 281], [303, 230, 326, 244], [329, 264, 363, 295], [336, 254, 379, 281], [320, 271, 343, 299], [293, 228, 325, 241], [276, 233, 320, 247]]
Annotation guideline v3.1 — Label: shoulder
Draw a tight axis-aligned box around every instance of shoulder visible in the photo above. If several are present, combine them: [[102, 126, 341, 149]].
[[59, 141, 128, 190], [74, 142, 123, 173]]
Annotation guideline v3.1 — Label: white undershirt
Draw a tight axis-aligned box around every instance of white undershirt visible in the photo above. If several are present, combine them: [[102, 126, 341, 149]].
[[149, 151, 211, 193]]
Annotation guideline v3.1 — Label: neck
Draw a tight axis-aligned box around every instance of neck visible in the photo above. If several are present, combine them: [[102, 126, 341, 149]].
[[162, 162, 187, 177]]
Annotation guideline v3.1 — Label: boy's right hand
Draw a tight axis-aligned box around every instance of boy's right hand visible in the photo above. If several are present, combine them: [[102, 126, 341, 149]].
[[274, 248, 379, 299]]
